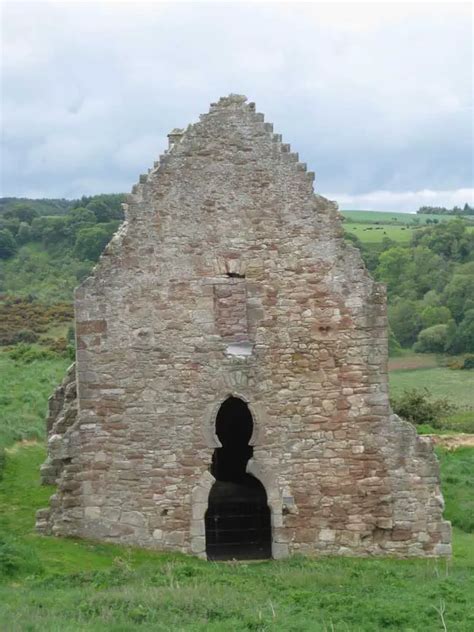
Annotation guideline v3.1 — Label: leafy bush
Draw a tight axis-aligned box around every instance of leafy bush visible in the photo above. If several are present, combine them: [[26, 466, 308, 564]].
[[391, 388, 457, 425], [413, 324, 449, 353], [448, 353, 474, 370], [0, 299, 74, 346], [461, 353, 474, 369], [8, 343, 58, 363], [11, 329, 39, 344]]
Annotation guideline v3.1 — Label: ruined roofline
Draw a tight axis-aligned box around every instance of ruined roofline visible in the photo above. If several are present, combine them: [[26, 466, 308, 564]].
[[127, 94, 317, 204]]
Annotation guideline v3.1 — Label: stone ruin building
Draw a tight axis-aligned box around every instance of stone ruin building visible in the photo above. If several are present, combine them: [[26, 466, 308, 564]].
[[36, 95, 451, 560]]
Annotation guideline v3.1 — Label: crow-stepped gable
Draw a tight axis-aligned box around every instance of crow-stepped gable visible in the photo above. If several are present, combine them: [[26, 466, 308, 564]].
[[36, 95, 451, 560]]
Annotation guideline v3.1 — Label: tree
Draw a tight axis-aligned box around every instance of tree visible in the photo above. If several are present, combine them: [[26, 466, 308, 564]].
[[4, 203, 38, 224], [446, 310, 474, 354], [65, 207, 96, 240], [388, 327, 402, 356], [442, 273, 474, 322], [420, 305, 452, 329], [74, 224, 116, 261], [388, 299, 423, 347], [0, 229, 17, 259], [17, 222, 32, 244], [410, 246, 448, 296], [376, 246, 413, 296], [85, 194, 125, 223], [412, 220, 474, 263], [31, 216, 69, 246]]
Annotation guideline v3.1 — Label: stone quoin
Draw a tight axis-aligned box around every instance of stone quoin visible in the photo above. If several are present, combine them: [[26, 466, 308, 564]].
[[36, 95, 451, 559]]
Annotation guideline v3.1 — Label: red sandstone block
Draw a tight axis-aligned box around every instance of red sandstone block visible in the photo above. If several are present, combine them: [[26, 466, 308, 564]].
[[76, 320, 107, 335]]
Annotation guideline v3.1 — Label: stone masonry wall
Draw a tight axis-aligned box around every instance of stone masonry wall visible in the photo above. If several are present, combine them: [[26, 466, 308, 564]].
[[37, 95, 451, 558]]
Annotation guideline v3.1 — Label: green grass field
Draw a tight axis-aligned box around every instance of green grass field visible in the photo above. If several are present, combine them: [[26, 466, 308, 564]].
[[0, 354, 70, 449], [341, 210, 474, 244], [0, 443, 473, 631], [344, 223, 416, 243], [389, 366, 474, 410], [340, 210, 464, 224]]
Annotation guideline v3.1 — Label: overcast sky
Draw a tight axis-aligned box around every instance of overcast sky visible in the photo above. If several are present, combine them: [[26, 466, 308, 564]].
[[1, 1, 473, 211]]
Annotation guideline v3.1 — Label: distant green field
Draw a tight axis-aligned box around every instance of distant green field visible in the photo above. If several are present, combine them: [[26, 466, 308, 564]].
[[389, 366, 474, 409], [341, 210, 458, 224], [344, 223, 415, 243]]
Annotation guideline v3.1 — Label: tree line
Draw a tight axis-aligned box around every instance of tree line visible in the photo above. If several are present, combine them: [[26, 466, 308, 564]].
[[0, 194, 125, 261], [417, 203, 473, 216]]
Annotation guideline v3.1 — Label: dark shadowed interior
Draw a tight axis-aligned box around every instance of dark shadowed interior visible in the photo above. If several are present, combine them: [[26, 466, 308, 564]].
[[205, 397, 271, 560]]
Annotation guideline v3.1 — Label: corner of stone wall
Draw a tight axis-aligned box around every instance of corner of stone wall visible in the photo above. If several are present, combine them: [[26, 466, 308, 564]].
[[381, 412, 451, 556], [36, 363, 79, 535]]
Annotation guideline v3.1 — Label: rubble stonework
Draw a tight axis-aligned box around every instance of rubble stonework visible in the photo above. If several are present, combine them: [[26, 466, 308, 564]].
[[36, 95, 451, 558]]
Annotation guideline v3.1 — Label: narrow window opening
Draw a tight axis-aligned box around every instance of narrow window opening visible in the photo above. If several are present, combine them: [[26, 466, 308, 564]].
[[205, 397, 271, 560], [226, 272, 245, 278]]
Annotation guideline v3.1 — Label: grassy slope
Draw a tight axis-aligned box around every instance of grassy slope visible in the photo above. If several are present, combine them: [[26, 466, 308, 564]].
[[0, 354, 70, 449], [0, 242, 92, 303], [0, 443, 473, 631]]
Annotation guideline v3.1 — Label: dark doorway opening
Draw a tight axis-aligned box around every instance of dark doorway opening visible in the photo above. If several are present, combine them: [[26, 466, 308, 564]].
[[205, 397, 271, 561]]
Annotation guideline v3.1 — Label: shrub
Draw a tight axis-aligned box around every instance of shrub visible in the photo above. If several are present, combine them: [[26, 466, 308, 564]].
[[8, 343, 58, 363], [11, 329, 39, 344], [461, 353, 474, 369], [391, 388, 457, 425], [413, 324, 448, 353]]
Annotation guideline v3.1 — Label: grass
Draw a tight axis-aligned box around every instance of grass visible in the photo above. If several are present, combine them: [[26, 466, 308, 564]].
[[389, 365, 474, 433], [389, 366, 474, 409], [340, 210, 469, 224], [0, 443, 473, 631], [437, 447, 474, 533], [0, 354, 70, 449], [344, 223, 416, 243]]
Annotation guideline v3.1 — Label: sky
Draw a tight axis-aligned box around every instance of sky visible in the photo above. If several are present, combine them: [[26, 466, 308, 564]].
[[1, 1, 473, 211]]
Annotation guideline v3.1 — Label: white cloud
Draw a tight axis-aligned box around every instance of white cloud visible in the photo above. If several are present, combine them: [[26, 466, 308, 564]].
[[330, 188, 474, 212]]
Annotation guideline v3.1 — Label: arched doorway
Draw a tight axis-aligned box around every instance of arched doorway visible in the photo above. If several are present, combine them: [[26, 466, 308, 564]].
[[205, 397, 272, 560]]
